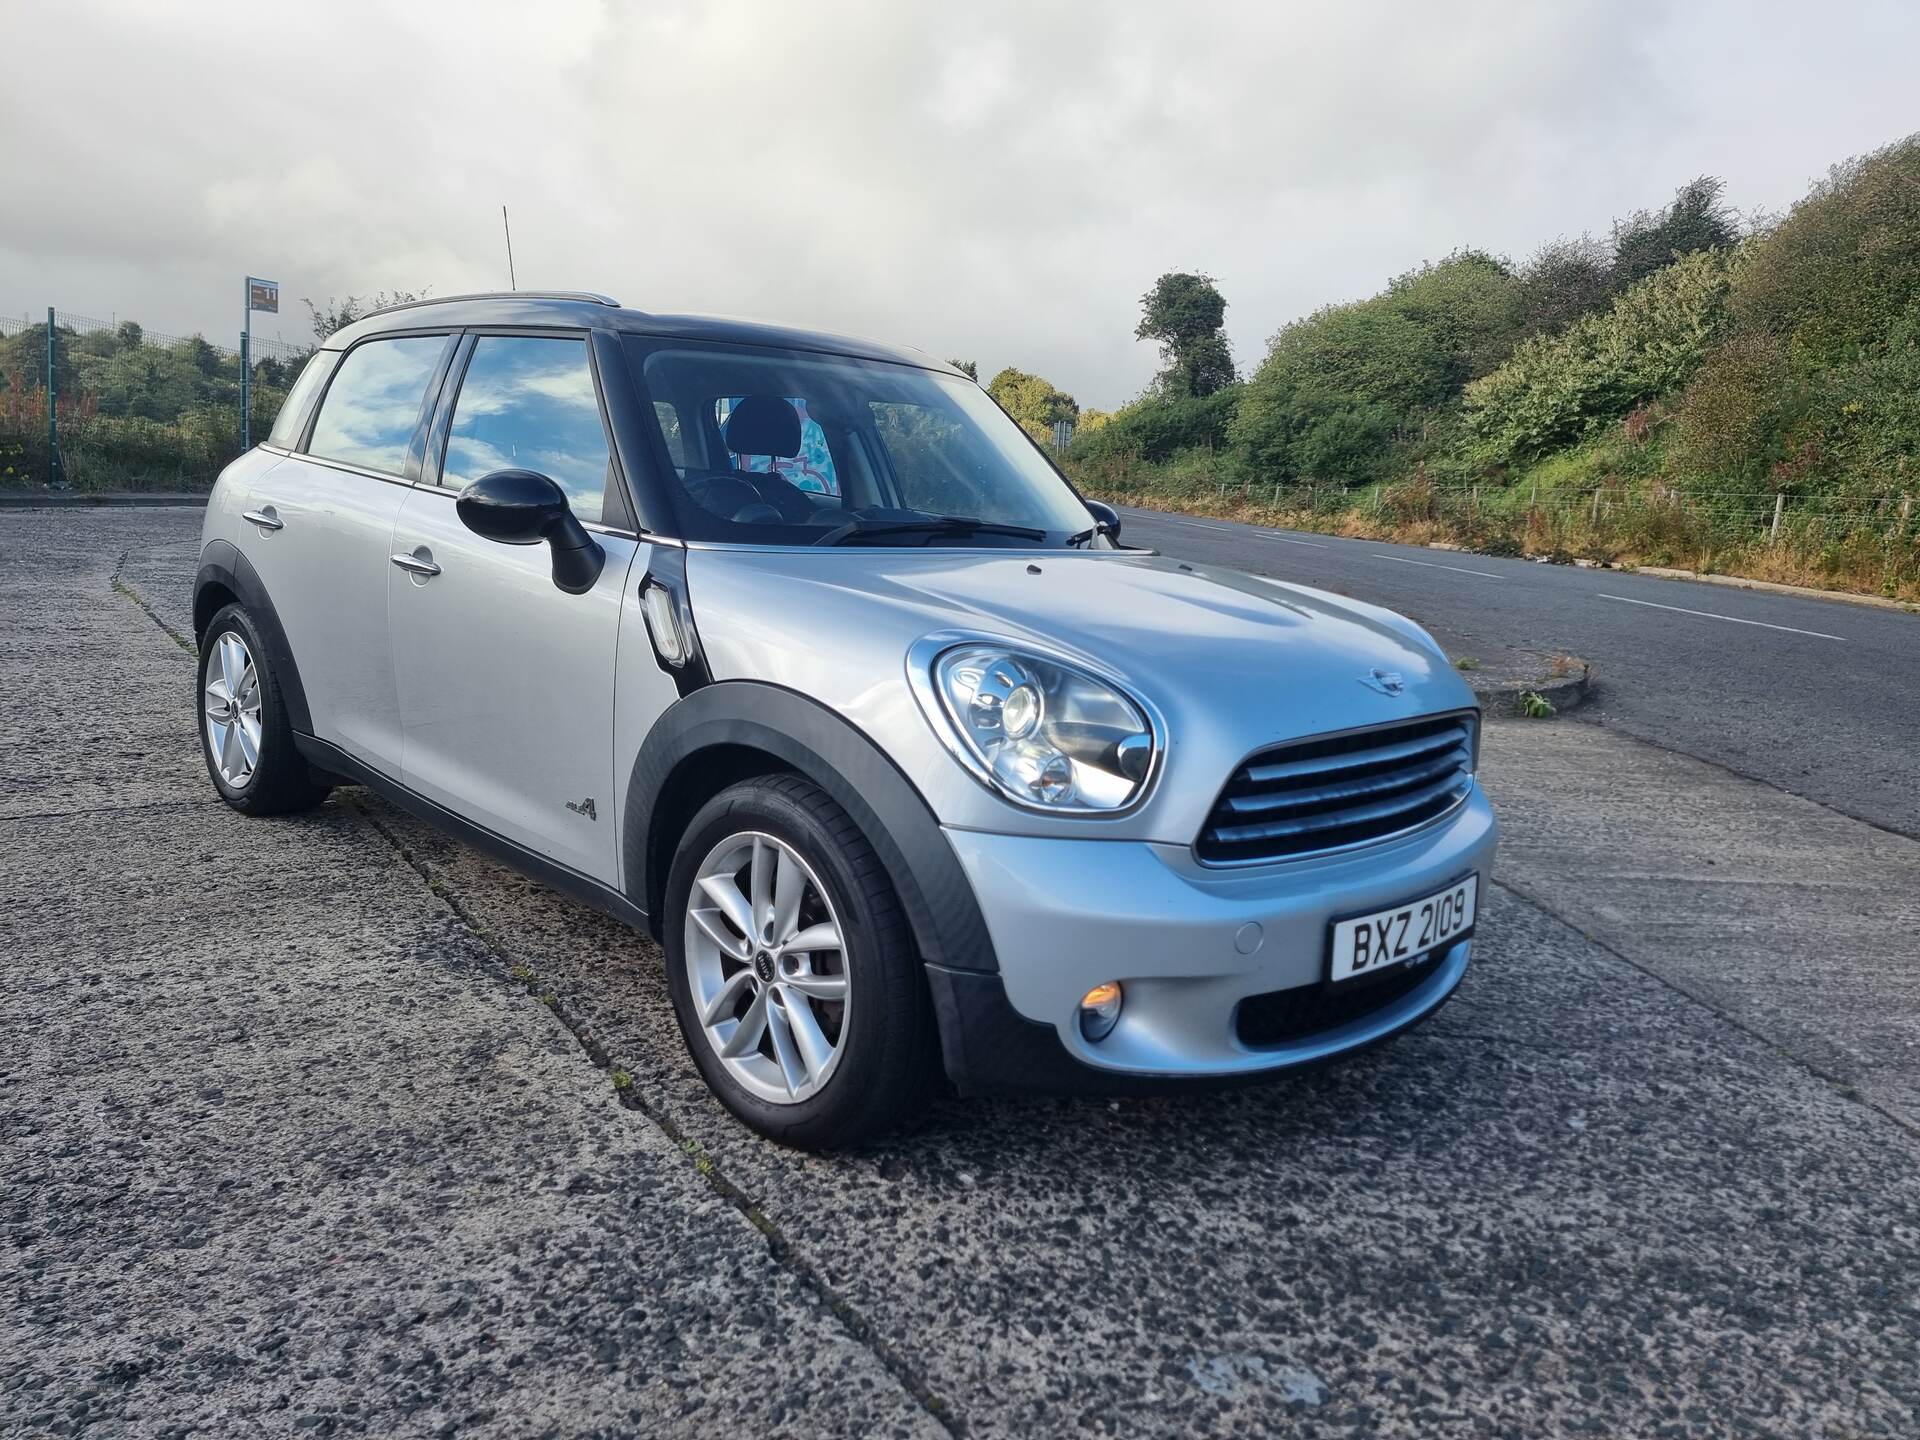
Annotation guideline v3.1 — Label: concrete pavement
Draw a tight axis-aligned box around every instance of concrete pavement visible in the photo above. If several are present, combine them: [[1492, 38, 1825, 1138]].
[[4, 507, 1919, 1438]]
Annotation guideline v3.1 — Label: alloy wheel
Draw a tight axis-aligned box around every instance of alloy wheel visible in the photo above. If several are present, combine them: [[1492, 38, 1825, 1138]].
[[203, 630, 263, 789], [684, 830, 851, 1104]]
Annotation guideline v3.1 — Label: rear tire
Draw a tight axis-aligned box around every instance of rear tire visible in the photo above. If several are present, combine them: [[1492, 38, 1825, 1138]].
[[664, 773, 938, 1149], [197, 603, 330, 816]]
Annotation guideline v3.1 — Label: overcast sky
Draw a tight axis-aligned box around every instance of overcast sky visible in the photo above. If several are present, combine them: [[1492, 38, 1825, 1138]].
[[4, 0, 1916, 408]]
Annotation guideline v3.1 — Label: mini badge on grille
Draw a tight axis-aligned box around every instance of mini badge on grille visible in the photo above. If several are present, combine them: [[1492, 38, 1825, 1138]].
[[1360, 668, 1406, 696]]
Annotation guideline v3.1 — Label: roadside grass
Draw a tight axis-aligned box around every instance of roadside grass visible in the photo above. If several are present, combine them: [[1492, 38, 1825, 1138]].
[[1075, 441, 1920, 604]]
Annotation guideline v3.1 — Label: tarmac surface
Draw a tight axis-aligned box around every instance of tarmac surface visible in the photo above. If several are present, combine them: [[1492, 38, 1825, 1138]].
[[4, 507, 1918, 1438], [1119, 505, 1920, 838]]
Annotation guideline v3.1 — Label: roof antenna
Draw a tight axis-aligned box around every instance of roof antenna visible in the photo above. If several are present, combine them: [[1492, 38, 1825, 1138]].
[[501, 204, 516, 291]]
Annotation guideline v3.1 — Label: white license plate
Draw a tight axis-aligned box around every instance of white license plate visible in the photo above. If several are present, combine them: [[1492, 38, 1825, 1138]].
[[1328, 875, 1478, 983]]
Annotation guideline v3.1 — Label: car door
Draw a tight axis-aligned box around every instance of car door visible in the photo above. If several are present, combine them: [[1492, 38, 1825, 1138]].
[[242, 331, 454, 770], [387, 330, 641, 886]]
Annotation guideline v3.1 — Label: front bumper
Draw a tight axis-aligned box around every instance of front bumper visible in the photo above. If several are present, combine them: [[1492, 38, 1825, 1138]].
[[929, 783, 1497, 1093]]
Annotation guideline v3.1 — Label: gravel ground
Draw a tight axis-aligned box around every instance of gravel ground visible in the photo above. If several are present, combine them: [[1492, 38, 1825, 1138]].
[[4, 507, 1918, 1439]]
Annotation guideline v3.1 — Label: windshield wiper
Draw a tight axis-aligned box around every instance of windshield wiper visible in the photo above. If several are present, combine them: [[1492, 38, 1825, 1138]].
[[812, 515, 1048, 547], [1065, 518, 1115, 548]]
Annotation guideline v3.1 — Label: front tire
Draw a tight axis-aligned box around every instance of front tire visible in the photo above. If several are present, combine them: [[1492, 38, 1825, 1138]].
[[664, 774, 937, 1149], [197, 603, 329, 815]]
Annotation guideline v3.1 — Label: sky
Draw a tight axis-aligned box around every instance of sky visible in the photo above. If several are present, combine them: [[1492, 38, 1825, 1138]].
[[3, 0, 1917, 409]]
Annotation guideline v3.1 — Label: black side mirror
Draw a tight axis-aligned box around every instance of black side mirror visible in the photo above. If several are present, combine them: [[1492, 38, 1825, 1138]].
[[457, 469, 605, 595], [1086, 499, 1121, 544]]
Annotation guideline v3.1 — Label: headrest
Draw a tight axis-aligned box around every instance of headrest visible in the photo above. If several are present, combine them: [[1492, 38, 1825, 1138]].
[[723, 395, 803, 459]]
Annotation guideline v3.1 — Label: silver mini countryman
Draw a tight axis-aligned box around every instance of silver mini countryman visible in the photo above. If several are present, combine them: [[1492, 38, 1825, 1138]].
[[196, 291, 1497, 1148]]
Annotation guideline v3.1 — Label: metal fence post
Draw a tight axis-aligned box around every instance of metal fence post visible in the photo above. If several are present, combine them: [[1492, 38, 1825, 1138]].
[[1770, 492, 1784, 542], [45, 307, 61, 490], [240, 330, 251, 451]]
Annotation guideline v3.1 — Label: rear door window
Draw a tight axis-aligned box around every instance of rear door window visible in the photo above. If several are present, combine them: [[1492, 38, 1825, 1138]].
[[306, 335, 449, 475], [442, 335, 612, 524]]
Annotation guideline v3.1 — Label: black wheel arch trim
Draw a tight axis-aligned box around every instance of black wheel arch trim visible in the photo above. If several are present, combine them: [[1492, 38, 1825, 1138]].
[[624, 681, 999, 975], [194, 539, 312, 735]]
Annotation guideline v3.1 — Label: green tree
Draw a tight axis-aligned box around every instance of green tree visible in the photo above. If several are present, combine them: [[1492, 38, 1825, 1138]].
[[1136, 272, 1235, 397], [986, 367, 1078, 442], [1611, 176, 1737, 292], [302, 289, 429, 343], [1517, 235, 1613, 337], [1229, 250, 1522, 481], [1466, 246, 1743, 465], [1731, 135, 1920, 364], [947, 358, 979, 381]]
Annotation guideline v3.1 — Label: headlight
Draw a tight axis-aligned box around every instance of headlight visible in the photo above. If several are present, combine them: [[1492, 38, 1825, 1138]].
[[920, 642, 1159, 812]]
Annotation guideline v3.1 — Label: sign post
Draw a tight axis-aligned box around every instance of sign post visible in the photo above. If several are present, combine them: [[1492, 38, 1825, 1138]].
[[243, 277, 279, 449], [46, 307, 59, 489]]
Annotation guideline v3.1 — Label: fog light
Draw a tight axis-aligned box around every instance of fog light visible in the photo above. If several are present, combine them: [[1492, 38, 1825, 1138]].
[[1079, 981, 1123, 1042]]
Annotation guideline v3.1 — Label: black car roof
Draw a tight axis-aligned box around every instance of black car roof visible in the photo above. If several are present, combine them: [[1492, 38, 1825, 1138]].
[[325, 291, 958, 375]]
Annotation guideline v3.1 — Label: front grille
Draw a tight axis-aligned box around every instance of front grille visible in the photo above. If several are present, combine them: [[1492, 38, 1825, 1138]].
[[1196, 713, 1476, 864], [1236, 961, 1437, 1049]]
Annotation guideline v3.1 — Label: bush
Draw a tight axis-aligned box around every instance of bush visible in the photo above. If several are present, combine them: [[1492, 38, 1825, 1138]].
[[1669, 332, 1798, 489], [1733, 135, 1920, 364], [1231, 250, 1522, 481], [1465, 247, 1741, 466], [1805, 297, 1920, 493], [1070, 386, 1241, 465]]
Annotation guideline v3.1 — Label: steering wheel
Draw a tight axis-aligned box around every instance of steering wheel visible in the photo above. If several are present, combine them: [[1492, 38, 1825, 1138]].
[[685, 469, 818, 525]]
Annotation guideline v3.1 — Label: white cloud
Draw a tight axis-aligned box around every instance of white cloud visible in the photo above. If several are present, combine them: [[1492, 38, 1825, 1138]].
[[3, 0, 1916, 406]]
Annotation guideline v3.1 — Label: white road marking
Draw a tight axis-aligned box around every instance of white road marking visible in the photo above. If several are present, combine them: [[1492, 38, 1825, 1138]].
[[1138, 512, 1329, 547], [1369, 553, 1504, 579], [1599, 592, 1846, 641]]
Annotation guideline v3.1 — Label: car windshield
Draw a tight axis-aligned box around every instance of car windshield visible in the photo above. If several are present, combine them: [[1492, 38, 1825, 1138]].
[[632, 340, 1097, 547]]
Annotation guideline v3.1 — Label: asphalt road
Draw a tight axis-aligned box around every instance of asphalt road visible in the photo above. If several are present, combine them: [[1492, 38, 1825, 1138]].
[[1119, 506, 1920, 838], [6, 507, 1920, 1438]]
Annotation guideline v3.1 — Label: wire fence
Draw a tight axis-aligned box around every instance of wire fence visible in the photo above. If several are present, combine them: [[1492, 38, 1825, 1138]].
[[0, 307, 314, 490], [1180, 475, 1919, 544], [1088, 463, 1920, 597]]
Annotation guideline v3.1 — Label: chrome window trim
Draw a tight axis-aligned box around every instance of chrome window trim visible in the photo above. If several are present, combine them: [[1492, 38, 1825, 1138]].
[[373, 475, 651, 542], [1193, 708, 1482, 869], [292, 450, 427, 491]]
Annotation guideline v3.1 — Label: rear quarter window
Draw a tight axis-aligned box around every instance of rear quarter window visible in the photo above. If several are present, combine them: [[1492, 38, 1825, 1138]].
[[266, 350, 338, 450]]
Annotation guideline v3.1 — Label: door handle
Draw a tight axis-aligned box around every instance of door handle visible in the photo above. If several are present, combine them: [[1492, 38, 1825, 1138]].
[[242, 508, 283, 532], [390, 551, 442, 577]]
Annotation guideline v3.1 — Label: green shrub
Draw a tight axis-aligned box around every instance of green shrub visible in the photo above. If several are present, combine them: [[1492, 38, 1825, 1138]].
[[1669, 332, 1798, 489], [1071, 386, 1241, 464], [1804, 297, 1920, 493], [1465, 247, 1741, 466], [1733, 135, 1920, 365], [1231, 250, 1522, 481]]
